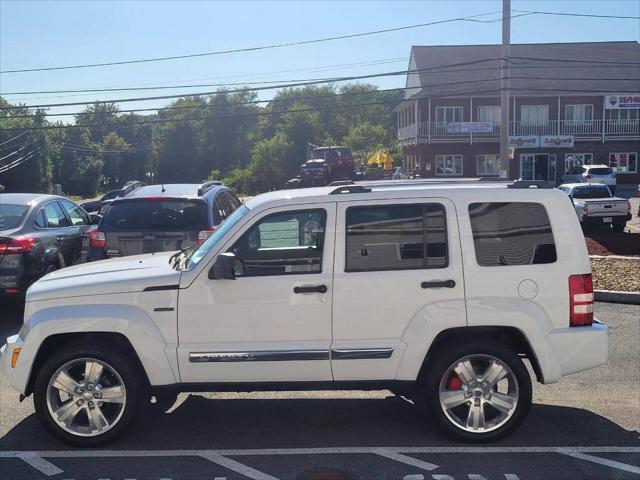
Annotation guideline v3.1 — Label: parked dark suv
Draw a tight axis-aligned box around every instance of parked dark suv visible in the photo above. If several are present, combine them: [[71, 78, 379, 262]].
[[79, 180, 145, 214], [0, 193, 91, 296], [87, 182, 241, 261]]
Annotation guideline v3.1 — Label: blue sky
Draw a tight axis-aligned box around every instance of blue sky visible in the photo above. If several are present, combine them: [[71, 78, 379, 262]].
[[1, 0, 638, 121]]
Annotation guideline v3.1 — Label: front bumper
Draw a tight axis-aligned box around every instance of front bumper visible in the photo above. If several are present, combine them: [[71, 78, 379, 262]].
[[0, 334, 26, 394], [547, 321, 609, 378]]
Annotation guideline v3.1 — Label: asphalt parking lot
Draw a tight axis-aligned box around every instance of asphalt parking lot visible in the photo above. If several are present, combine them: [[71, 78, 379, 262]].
[[1, 300, 638, 480]]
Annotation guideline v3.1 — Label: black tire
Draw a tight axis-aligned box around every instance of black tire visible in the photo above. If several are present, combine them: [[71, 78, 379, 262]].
[[421, 340, 532, 443], [33, 341, 141, 447]]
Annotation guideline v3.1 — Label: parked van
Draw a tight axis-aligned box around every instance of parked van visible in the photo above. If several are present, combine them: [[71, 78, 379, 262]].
[[1, 179, 608, 446]]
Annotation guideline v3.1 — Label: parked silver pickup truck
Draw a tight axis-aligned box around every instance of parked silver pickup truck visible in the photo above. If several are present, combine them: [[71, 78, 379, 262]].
[[559, 183, 631, 231]]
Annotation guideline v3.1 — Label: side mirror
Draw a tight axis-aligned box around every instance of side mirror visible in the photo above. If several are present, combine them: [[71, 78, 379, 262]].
[[89, 214, 101, 225], [208, 252, 237, 280]]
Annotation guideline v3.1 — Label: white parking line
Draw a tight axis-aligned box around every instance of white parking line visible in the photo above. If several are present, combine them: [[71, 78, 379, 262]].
[[15, 452, 63, 476], [557, 449, 640, 475], [373, 448, 439, 471], [3, 446, 640, 477], [199, 452, 278, 480]]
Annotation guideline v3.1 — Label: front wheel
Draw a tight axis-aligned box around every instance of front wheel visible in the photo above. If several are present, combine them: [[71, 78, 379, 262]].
[[34, 343, 141, 446], [423, 341, 532, 443]]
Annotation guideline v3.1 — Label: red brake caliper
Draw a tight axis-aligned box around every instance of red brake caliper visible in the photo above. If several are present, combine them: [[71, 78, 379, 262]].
[[447, 374, 463, 390]]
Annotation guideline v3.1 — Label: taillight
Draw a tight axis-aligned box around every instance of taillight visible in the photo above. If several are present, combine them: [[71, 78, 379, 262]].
[[197, 226, 217, 245], [0, 236, 36, 254], [88, 229, 106, 249], [582, 204, 588, 216], [569, 274, 594, 327]]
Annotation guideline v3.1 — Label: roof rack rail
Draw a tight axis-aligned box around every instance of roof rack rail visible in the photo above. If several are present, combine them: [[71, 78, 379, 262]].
[[328, 180, 355, 186], [507, 180, 552, 189], [330, 185, 372, 195], [197, 180, 222, 196]]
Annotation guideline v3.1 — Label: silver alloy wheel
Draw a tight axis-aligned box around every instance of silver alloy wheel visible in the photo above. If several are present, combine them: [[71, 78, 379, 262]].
[[46, 358, 127, 437], [438, 354, 519, 434]]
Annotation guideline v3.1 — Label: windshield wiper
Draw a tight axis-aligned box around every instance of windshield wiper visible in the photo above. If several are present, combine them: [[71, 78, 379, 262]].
[[169, 246, 195, 269]]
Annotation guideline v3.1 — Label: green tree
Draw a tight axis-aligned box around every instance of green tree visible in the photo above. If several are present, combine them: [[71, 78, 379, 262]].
[[250, 131, 291, 192]]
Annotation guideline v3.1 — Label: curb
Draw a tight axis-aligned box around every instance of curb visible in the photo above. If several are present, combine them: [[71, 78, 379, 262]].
[[595, 290, 640, 305], [590, 255, 640, 261]]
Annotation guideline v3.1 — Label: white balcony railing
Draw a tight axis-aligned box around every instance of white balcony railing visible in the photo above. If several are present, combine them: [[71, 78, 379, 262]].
[[399, 119, 639, 140]]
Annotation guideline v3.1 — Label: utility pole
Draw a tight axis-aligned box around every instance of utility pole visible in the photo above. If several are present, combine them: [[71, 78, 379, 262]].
[[500, 0, 511, 178]]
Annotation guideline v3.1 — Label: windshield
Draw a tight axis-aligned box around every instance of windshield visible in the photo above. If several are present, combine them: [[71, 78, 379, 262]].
[[188, 204, 249, 268], [101, 199, 208, 231], [573, 186, 612, 199], [0, 204, 29, 230]]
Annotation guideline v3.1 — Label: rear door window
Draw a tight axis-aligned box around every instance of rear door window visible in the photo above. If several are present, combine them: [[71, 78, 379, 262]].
[[468, 202, 557, 266], [345, 203, 448, 272], [101, 200, 208, 231], [60, 200, 89, 226], [43, 202, 70, 228]]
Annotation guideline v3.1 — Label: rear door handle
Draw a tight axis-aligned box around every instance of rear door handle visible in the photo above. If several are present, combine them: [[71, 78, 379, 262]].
[[294, 285, 328, 294], [421, 280, 456, 289]]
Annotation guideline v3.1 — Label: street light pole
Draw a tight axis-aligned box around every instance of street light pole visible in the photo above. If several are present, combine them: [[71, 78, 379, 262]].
[[500, 0, 511, 178]]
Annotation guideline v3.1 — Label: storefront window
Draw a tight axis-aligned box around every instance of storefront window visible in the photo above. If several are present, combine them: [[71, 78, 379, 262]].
[[609, 153, 637, 173], [565, 153, 593, 173], [477, 154, 506, 176], [435, 155, 463, 176]]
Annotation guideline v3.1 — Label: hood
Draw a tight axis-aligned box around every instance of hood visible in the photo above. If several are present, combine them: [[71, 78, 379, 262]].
[[27, 251, 181, 302]]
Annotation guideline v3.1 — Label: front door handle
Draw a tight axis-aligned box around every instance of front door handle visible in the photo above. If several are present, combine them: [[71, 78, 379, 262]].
[[421, 280, 456, 289], [294, 285, 328, 294], [56, 236, 65, 243]]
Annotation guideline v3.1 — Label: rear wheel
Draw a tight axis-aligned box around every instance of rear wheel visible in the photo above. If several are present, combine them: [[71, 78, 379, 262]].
[[34, 342, 140, 446], [422, 341, 532, 443]]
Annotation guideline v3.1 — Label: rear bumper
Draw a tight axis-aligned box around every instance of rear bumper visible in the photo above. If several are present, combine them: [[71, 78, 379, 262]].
[[546, 321, 609, 379], [581, 213, 631, 225]]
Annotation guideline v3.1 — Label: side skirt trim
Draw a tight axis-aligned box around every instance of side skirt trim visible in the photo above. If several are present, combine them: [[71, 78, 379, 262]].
[[188, 348, 394, 363]]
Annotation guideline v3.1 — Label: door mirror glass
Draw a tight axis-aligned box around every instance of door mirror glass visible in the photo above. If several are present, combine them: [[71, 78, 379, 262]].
[[209, 252, 237, 280], [89, 213, 101, 225]]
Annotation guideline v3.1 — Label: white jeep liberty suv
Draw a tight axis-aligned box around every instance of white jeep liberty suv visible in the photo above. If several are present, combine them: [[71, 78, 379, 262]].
[[1, 180, 609, 446]]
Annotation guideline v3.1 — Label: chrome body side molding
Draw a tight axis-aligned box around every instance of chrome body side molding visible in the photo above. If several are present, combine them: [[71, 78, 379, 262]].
[[188, 348, 394, 363]]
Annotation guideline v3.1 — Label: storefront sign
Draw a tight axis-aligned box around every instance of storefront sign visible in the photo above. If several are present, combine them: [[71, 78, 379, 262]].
[[605, 95, 640, 109], [508, 135, 539, 148], [540, 135, 575, 148], [446, 122, 495, 134]]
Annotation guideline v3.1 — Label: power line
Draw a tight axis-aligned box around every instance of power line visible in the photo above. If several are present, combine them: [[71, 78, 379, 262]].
[[4, 56, 639, 112], [0, 131, 29, 146], [0, 149, 40, 174], [4, 73, 639, 121], [0, 11, 503, 74], [512, 9, 640, 20], [1, 58, 411, 96], [0, 60, 501, 110]]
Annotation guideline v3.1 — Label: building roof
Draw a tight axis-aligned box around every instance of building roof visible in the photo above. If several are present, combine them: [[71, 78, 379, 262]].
[[404, 41, 640, 99]]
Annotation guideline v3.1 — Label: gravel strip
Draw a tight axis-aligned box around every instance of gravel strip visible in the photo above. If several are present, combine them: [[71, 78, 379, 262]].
[[591, 257, 640, 292]]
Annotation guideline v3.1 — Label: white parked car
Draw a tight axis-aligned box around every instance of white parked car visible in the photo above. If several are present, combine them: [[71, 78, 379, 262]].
[[561, 164, 617, 194], [1, 180, 609, 446], [559, 183, 631, 231]]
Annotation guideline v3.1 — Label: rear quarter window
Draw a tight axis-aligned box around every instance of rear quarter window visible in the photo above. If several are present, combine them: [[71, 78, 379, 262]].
[[468, 202, 557, 266]]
